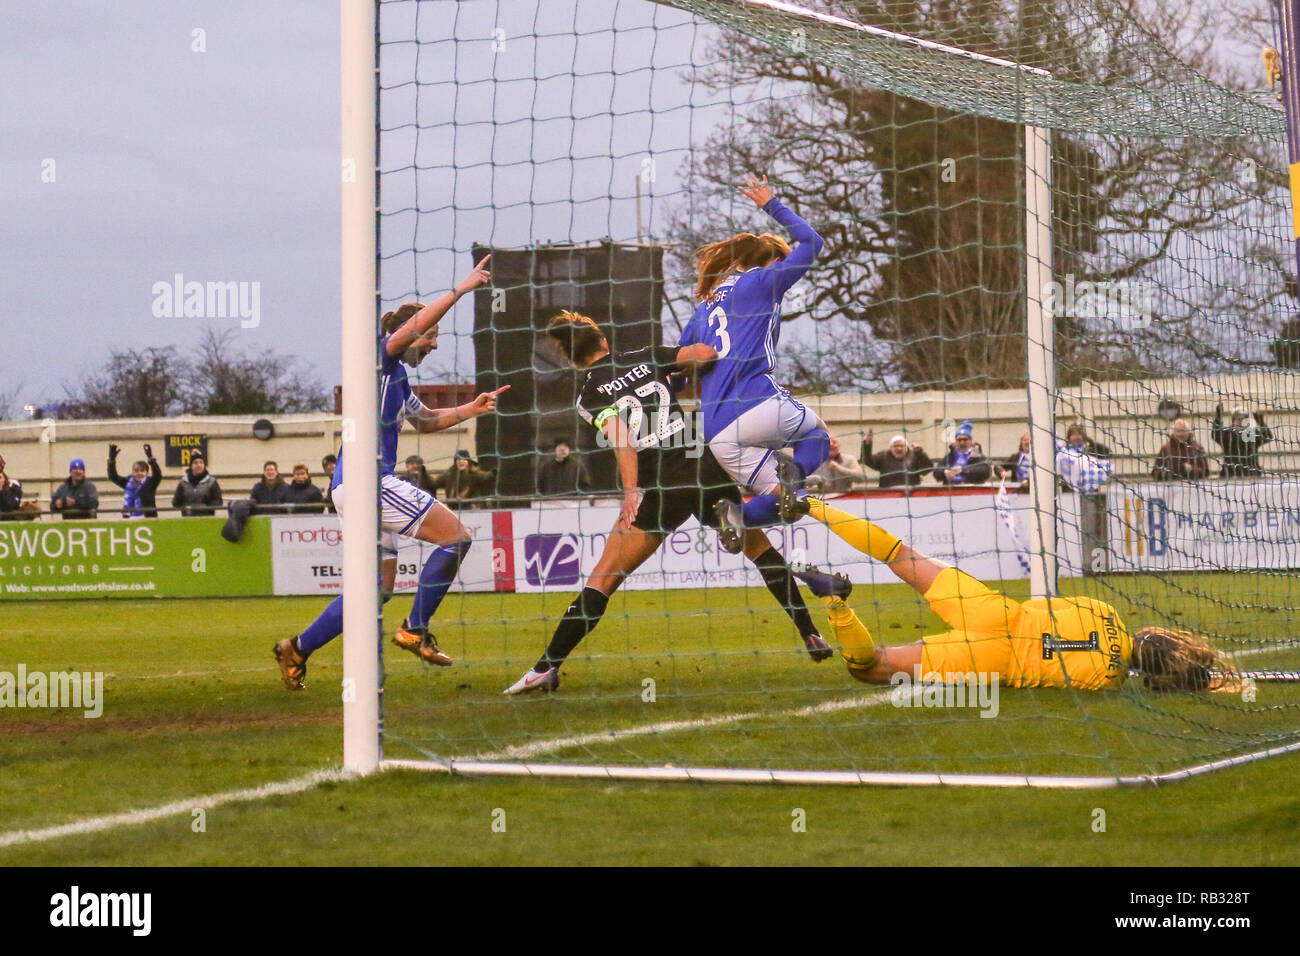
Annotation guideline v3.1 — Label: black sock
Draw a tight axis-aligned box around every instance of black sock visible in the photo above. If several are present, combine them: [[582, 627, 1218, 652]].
[[537, 587, 610, 671], [753, 547, 818, 638]]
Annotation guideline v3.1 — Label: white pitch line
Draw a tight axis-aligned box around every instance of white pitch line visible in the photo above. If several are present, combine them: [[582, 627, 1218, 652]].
[[474, 688, 898, 762], [0, 769, 350, 851]]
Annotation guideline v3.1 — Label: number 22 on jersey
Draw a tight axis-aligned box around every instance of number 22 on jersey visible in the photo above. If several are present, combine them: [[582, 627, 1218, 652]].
[[613, 380, 686, 449]]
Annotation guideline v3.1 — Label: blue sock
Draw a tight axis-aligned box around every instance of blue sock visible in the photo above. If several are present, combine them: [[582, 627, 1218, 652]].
[[408, 540, 471, 631], [743, 494, 780, 527], [297, 590, 392, 658], [792, 428, 830, 478], [298, 596, 343, 657]]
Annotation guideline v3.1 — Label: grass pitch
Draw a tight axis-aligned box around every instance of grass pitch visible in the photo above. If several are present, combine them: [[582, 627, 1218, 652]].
[[2, 580, 1299, 866]]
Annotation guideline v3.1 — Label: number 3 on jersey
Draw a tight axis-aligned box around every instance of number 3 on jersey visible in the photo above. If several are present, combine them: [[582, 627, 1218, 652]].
[[614, 380, 686, 449], [708, 305, 731, 358]]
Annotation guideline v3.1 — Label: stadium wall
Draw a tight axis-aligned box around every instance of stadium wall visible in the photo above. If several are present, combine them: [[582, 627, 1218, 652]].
[[6, 480, 1297, 600]]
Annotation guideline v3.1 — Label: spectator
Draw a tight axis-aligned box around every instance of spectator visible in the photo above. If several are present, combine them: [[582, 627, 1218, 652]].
[[933, 420, 991, 485], [401, 455, 439, 495], [1212, 404, 1272, 478], [806, 436, 861, 493], [281, 463, 325, 513], [1152, 419, 1209, 481], [535, 438, 592, 497], [51, 458, 99, 520], [860, 430, 932, 489], [172, 450, 223, 516], [434, 450, 495, 509], [321, 454, 337, 513], [0, 454, 27, 519], [998, 431, 1032, 490], [1063, 422, 1111, 458], [1056, 437, 1113, 493], [107, 443, 163, 518], [250, 460, 289, 513]]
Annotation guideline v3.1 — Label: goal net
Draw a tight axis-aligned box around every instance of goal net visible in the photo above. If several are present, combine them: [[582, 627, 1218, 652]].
[[362, 0, 1300, 785]]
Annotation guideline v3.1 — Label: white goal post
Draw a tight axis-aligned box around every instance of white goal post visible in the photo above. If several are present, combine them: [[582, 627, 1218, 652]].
[[341, 0, 381, 776]]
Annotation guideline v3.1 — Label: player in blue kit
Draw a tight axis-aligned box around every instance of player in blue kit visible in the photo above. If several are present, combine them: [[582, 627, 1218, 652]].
[[273, 257, 508, 690], [678, 175, 830, 552]]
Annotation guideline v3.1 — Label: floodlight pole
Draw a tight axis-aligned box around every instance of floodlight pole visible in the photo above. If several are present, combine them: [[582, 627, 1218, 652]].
[[341, 0, 381, 774], [1025, 124, 1058, 599]]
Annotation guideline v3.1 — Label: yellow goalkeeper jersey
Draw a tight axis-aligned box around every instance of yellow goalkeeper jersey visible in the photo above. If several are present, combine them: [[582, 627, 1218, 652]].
[[921, 569, 1132, 691]]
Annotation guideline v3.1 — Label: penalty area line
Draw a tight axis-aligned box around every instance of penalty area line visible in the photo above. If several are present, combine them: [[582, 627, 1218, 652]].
[[0, 769, 350, 850]]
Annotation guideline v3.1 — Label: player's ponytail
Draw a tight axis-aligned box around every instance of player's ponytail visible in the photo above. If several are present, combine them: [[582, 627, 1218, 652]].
[[546, 310, 607, 366], [1132, 626, 1237, 692], [694, 231, 792, 300], [381, 302, 425, 335]]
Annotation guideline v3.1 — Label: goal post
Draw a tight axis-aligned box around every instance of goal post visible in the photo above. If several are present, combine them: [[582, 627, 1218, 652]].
[[340, 0, 381, 776], [1024, 123, 1058, 600], [351, 0, 1300, 788]]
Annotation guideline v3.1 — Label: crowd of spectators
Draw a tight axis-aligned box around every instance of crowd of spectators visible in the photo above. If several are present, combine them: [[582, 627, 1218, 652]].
[[0, 401, 1286, 524]]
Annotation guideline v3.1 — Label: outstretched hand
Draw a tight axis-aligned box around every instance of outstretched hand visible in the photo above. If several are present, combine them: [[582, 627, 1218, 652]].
[[108, 443, 119, 459], [143, 443, 153, 459], [467, 384, 510, 415], [455, 255, 492, 296], [740, 173, 774, 208]]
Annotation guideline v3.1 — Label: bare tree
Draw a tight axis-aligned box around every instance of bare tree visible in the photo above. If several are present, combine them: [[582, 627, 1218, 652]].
[[60, 331, 331, 418], [666, 0, 1290, 390], [62, 347, 188, 418], [191, 329, 331, 415]]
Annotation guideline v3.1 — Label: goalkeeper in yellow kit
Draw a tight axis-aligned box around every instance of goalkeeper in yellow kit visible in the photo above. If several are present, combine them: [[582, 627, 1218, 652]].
[[784, 491, 1235, 693]]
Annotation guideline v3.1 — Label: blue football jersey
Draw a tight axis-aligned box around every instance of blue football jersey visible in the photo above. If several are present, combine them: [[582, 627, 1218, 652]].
[[332, 334, 423, 490], [680, 198, 822, 441]]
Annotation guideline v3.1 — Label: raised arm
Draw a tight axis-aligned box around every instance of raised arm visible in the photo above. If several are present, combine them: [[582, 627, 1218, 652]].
[[386, 255, 492, 358], [741, 174, 823, 298], [410, 385, 510, 434]]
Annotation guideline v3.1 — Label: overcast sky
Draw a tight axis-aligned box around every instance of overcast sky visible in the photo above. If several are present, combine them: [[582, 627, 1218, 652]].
[[3, 0, 1275, 415], [1, 0, 732, 413]]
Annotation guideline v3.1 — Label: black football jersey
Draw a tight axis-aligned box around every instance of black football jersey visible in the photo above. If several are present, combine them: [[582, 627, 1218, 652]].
[[576, 346, 692, 471]]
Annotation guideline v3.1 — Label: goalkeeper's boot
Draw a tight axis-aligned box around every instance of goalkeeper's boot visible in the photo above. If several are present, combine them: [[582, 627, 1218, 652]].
[[802, 631, 834, 663], [777, 459, 811, 522], [504, 666, 560, 695], [713, 498, 745, 554], [393, 620, 453, 667], [791, 564, 853, 601], [273, 637, 307, 691]]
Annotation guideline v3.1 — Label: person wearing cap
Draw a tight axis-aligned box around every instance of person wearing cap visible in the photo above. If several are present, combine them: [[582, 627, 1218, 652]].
[[400, 454, 438, 495], [172, 450, 223, 516], [933, 420, 991, 486], [433, 449, 495, 509], [535, 437, 592, 498], [51, 458, 99, 520], [107, 442, 163, 518], [861, 429, 933, 489], [1153, 419, 1209, 482]]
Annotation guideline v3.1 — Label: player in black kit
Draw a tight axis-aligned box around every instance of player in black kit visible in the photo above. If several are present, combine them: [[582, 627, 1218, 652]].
[[505, 310, 838, 694]]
